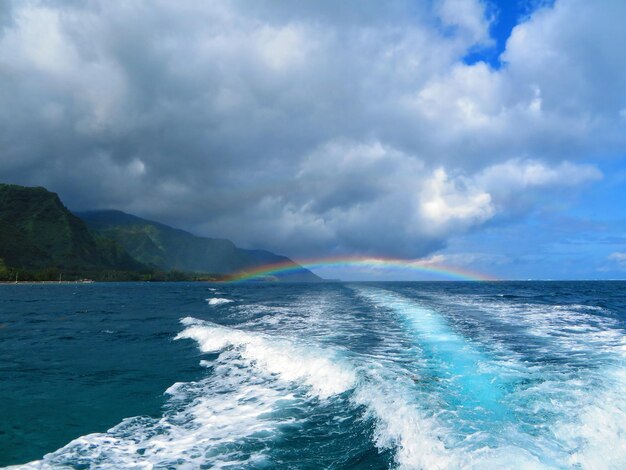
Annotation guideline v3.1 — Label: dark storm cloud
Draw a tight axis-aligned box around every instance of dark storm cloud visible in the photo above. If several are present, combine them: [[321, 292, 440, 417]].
[[0, 0, 618, 258]]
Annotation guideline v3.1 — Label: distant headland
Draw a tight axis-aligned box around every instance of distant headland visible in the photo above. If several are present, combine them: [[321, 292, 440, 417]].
[[0, 183, 321, 283]]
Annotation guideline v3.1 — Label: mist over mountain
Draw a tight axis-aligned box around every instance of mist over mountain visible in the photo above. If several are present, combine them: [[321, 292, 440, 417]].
[[78, 210, 321, 281], [0, 183, 320, 282]]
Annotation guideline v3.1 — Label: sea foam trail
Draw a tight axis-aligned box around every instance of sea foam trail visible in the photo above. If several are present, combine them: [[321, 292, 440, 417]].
[[232, 288, 552, 468], [355, 288, 510, 428], [412, 291, 626, 469], [19, 288, 621, 470], [170, 317, 473, 469], [350, 365, 457, 469], [182, 312, 457, 468], [224, 294, 469, 468], [344, 298, 546, 469], [553, 367, 626, 469]]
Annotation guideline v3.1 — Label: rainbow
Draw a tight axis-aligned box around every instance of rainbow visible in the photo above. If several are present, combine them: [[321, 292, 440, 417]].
[[224, 256, 495, 282]]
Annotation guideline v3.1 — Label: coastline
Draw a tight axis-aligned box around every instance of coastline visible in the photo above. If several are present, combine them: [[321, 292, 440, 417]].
[[0, 280, 96, 285]]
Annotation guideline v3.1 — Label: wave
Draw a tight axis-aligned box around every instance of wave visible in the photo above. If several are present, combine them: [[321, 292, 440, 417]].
[[351, 365, 454, 469], [174, 319, 469, 469], [177, 318, 534, 468], [18, 373, 293, 469], [350, 287, 580, 468], [206, 297, 233, 306], [176, 317, 356, 399], [382, 288, 626, 468], [18, 318, 357, 468], [354, 287, 511, 423], [16, 287, 626, 469]]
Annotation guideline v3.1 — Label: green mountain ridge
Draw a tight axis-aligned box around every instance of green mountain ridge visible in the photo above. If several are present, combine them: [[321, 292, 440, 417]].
[[0, 183, 320, 281], [0, 184, 146, 278], [77, 210, 321, 282]]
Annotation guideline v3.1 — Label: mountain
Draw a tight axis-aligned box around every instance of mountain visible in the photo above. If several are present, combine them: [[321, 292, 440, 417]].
[[0, 183, 320, 282], [0, 184, 147, 277], [77, 210, 322, 282]]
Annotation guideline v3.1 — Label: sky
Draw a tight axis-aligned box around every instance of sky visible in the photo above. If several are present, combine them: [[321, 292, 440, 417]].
[[1, 0, 626, 280]]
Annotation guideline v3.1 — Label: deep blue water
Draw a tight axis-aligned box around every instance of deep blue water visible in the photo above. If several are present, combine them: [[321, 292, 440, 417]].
[[1, 281, 626, 469]]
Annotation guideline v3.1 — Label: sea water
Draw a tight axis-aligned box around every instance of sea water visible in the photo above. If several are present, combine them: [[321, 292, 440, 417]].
[[1, 282, 625, 468]]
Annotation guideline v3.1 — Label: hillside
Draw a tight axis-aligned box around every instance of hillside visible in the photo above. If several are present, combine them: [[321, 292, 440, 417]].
[[77, 210, 321, 282], [0, 184, 147, 278]]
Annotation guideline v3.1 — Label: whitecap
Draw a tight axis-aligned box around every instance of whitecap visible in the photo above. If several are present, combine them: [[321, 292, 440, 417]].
[[176, 317, 356, 399], [206, 297, 233, 306], [20, 317, 359, 468]]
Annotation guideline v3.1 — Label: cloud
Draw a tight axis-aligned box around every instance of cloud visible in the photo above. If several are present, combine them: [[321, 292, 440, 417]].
[[198, 140, 601, 257], [435, 0, 493, 46], [477, 159, 602, 190], [474, 159, 602, 213], [418, 168, 494, 235], [0, 0, 620, 259], [608, 252, 626, 269]]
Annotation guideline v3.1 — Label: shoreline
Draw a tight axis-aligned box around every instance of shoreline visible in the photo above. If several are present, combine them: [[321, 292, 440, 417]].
[[0, 280, 96, 285]]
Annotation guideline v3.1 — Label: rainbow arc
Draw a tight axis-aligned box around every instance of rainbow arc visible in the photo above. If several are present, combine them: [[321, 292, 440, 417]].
[[225, 256, 495, 282]]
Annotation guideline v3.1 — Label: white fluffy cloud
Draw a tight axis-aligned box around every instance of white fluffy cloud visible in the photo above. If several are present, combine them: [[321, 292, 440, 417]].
[[201, 139, 601, 257], [608, 252, 626, 269], [0, 0, 621, 258]]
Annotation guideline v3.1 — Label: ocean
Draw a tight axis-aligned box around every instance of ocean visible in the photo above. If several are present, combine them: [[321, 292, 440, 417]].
[[1, 281, 625, 469]]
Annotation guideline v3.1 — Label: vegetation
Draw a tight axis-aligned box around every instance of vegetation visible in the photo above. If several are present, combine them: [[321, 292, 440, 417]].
[[78, 210, 321, 281], [0, 184, 145, 272], [0, 183, 320, 282], [0, 263, 227, 282]]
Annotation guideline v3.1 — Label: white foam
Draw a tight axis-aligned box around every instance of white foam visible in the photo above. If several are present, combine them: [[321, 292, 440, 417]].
[[547, 334, 626, 470], [22, 288, 626, 469], [423, 291, 626, 468], [439, 294, 623, 358], [553, 369, 626, 468], [206, 297, 233, 306], [176, 317, 356, 399], [351, 367, 453, 469], [23, 317, 360, 468], [24, 313, 473, 469], [349, 287, 573, 468], [22, 374, 290, 469], [350, 357, 550, 469]]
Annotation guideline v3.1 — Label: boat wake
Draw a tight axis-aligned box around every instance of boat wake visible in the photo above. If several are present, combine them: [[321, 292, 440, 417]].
[[14, 285, 626, 469]]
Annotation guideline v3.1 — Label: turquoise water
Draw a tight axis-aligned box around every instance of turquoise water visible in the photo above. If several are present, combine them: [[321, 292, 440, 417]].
[[1, 282, 626, 468]]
